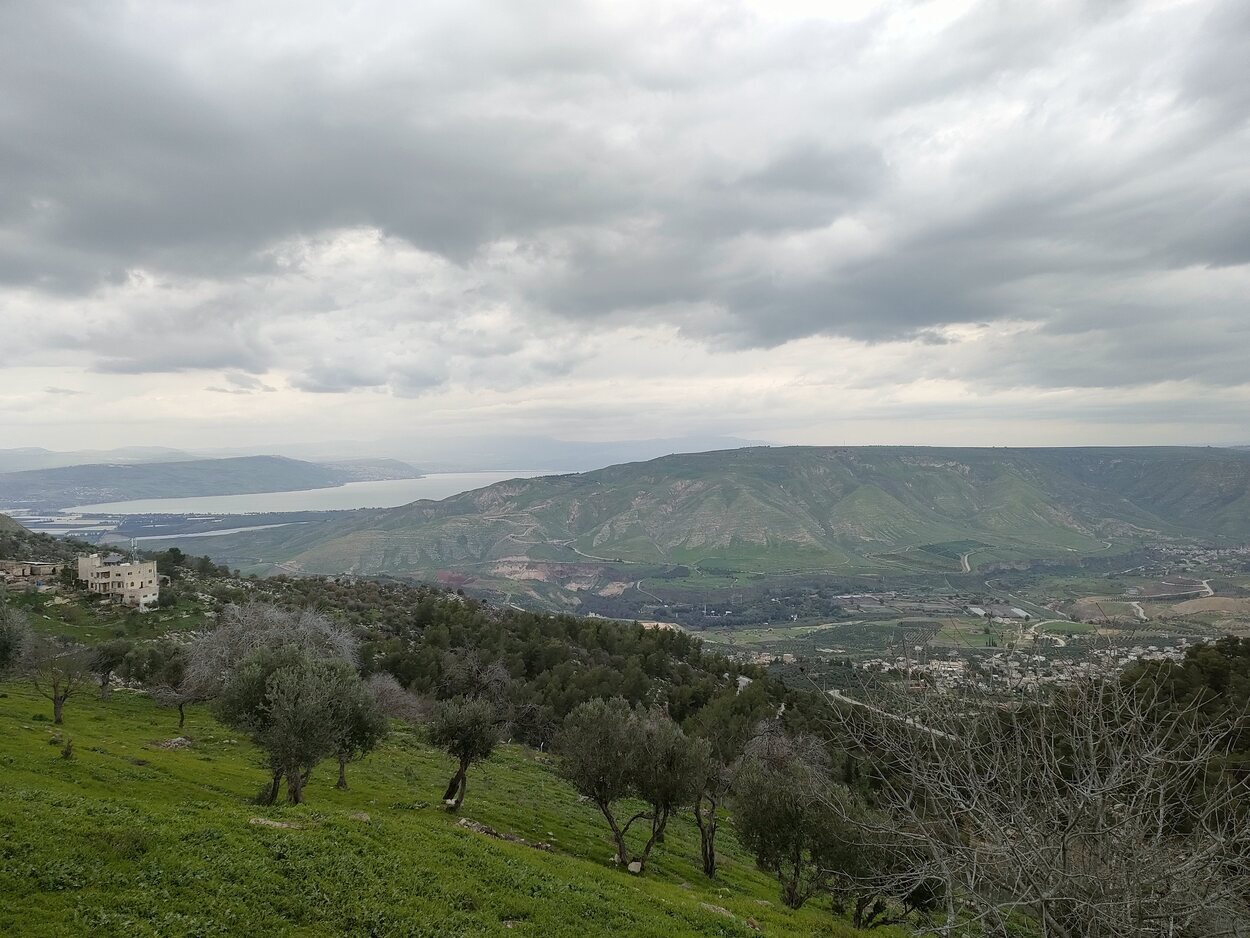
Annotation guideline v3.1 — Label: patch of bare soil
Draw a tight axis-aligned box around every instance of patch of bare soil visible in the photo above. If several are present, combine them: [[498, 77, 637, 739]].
[[1166, 597, 1250, 617], [151, 737, 193, 750], [457, 817, 553, 852]]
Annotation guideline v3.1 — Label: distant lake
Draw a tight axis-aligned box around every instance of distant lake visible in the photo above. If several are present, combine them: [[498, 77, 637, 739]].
[[68, 471, 558, 515]]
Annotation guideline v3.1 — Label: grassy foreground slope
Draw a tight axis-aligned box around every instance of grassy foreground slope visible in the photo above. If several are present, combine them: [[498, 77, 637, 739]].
[[167, 446, 1250, 584], [0, 684, 869, 938]]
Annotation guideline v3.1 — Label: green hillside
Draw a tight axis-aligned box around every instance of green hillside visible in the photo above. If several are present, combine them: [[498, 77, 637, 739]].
[[160, 447, 1250, 597], [0, 684, 868, 937], [0, 512, 90, 564]]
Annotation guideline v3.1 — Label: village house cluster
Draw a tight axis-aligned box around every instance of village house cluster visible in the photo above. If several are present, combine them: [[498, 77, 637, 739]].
[[0, 558, 64, 590], [852, 639, 1201, 694]]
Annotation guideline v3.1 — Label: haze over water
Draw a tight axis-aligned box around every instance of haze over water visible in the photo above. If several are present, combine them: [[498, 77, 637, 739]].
[[68, 471, 556, 515]]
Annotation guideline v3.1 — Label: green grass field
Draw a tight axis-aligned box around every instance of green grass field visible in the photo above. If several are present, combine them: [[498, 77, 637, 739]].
[[9, 592, 212, 644], [931, 621, 1002, 649], [0, 682, 887, 937], [1036, 621, 1096, 637]]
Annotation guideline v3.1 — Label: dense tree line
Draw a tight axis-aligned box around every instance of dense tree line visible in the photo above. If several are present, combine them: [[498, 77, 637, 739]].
[[1123, 635, 1250, 771], [198, 574, 778, 748]]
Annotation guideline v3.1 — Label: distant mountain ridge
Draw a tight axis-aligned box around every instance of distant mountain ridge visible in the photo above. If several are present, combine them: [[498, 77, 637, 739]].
[[0, 446, 193, 473], [0, 455, 421, 510], [156, 446, 1250, 589]]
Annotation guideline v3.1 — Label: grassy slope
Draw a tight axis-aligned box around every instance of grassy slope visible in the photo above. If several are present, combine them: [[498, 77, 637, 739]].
[[9, 591, 214, 645], [0, 684, 878, 938], [0, 513, 90, 564], [157, 446, 1250, 582]]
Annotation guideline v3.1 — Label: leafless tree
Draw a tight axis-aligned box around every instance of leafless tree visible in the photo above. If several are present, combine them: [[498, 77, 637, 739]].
[[24, 636, 91, 724], [181, 602, 358, 702], [438, 649, 511, 707], [365, 672, 427, 724], [826, 677, 1250, 937]]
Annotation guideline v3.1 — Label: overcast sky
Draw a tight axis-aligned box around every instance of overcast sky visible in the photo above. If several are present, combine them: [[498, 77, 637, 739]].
[[1, 0, 1248, 457]]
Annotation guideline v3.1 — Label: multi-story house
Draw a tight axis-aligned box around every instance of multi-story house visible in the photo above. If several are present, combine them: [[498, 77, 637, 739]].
[[77, 553, 160, 610]]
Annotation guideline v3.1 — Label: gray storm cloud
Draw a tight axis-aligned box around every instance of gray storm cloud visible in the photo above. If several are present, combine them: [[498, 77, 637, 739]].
[[0, 0, 1248, 445]]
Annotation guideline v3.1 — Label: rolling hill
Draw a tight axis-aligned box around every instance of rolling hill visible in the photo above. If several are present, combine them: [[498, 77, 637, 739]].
[[152, 447, 1250, 601], [0, 456, 420, 511]]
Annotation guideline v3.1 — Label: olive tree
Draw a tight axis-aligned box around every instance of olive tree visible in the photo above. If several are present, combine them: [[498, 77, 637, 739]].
[[732, 723, 845, 908], [428, 696, 502, 811], [689, 737, 730, 878], [90, 638, 134, 699], [335, 680, 389, 790], [553, 697, 636, 864], [825, 798, 940, 930], [173, 602, 358, 733], [628, 707, 702, 872], [24, 636, 91, 725], [685, 690, 761, 879], [554, 697, 701, 873], [215, 647, 359, 804]]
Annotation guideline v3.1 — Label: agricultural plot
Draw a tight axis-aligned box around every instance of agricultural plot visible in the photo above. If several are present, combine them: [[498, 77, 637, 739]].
[[703, 619, 902, 659], [1036, 620, 1096, 637], [931, 618, 1008, 649]]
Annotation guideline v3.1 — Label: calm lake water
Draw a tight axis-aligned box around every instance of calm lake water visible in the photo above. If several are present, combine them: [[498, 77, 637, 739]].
[[68, 470, 558, 515]]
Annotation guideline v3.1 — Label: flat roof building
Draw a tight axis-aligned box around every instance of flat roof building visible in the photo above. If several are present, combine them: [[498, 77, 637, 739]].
[[77, 553, 159, 610], [0, 559, 64, 578]]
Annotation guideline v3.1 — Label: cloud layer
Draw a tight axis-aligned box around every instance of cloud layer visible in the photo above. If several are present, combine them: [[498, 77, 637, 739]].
[[1, 0, 1248, 451]]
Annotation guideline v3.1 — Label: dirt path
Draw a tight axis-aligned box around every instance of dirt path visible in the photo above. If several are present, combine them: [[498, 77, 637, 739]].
[[827, 689, 959, 741], [984, 578, 1071, 621], [1028, 620, 1070, 647], [633, 580, 665, 604]]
